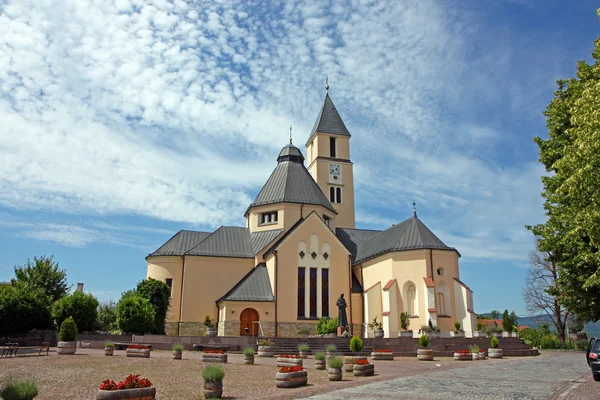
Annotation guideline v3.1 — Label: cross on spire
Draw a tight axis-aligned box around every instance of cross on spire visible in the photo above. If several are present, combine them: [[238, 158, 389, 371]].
[[412, 200, 417, 217], [325, 76, 329, 92], [289, 125, 292, 143]]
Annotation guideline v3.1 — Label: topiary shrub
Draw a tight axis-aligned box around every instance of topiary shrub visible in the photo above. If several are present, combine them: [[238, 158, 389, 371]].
[[314, 351, 325, 361], [540, 334, 560, 349], [327, 356, 343, 369], [202, 364, 225, 383], [349, 336, 363, 353], [0, 380, 38, 400], [58, 316, 77, 342], [491, 336, 499, 349], [454, 321, 461, 332], [419, 334, 429, 348]]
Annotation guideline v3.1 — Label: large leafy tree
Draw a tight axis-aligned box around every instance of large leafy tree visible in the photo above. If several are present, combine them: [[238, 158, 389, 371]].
[[527, 25, 600, 322], [117, 294, 155, 334], [52, 291, 99, 332], [12, 256, 70, 303], [97, 301, 119, 332], [0, 283, 54, 334], [136, 278, 170, 334]]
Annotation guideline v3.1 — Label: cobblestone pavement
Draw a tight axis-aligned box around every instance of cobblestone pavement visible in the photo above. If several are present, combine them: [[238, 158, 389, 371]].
[[304, 351, 591, 400]]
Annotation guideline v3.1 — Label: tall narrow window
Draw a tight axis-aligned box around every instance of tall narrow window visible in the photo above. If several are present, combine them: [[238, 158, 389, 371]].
[[330, 187, 335, 203], [322, 269, 329, 317], [323, 215, 331, 227], [165, 278, 173, 297], [407, 285, 416, 315], [330, 137, 336, 157], [297, 267, 305, 317], [437, 292, 446, 315], [336, 187, 342, 203], [309, 268, 317, 318]]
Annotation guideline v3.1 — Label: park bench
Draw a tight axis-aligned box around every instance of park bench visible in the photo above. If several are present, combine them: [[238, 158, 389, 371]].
[[2, 337, 50, 357], [1, 340, 18, 358]]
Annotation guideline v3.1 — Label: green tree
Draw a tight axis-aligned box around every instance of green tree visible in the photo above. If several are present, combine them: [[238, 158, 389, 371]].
[[136, 278, 170, 334], [0, 283, 54, 334], [97, 301, 119, 332], [527, 20, 600, 322], [12, 256, 69, 303], [117, 294, 155, 334], [52, 291, 99, 332], [490, 310, 500, 320], [502, 309, 511, 332]]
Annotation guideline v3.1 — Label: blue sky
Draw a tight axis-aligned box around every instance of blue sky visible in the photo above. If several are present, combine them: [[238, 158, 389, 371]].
[[0, 0, 598, 315]]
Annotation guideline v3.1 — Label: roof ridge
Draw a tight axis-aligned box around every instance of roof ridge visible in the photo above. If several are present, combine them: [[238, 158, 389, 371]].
[[184, 226, 223, 255], [216, 263, 268, 304]]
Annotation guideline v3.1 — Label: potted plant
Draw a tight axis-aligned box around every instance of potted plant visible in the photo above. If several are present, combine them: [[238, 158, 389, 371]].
[[243, 346, 255, 365], [368, 316, 384, 338], [479, 349, 486, 359], [127, 345, 150, 358], [325, 344, 337, 358], [473, 320, 486, 338], [353, 358, 375, 377], [327, 357, 343, 381], [451, 321, 465, 338], [371, 349, 394, 360], [469, 344, 480, 360], [0, 379, 38, 400], [204, 315, 217, 337], [57, 316, 77, 355], [202, 364, 224, 399], [488, 336, 503, 358], [97, 374, 155, 400], [173, 344, 183, 360], [453, 349, 471, 361], [398, 312, 413, 338], [298, 343, 309, 359], [275, 366, 307, 388], [417, 334, 433, 361], [277, 354, 303, 368], [314, 351, 326, 370], [104, 341, 114, 356], [202, 349, 227, 363], [258, 339, 275, 357], [345, 336, 367, 372], [426, 319, 440, 338]]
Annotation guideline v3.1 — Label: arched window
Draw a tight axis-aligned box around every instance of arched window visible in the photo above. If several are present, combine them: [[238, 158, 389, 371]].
[[336, 187, 342, 203], [437, 292, 446, 315], [330, 187, 335, 202], [407, 285, 416, 316]]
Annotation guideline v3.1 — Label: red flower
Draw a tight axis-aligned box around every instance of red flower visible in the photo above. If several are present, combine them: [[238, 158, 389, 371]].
[[373, 349, 393, 353], [278, 354, 300, 359], [204, 349, 224, 354], [455, 350, 470, 354], [354, 359, 370, 365], [127, 345, 149, 350], [99, 374, 153, 391], [279, 366, 304, 373]]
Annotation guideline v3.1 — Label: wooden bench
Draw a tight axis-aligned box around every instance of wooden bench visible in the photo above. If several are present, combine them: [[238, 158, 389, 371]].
[[3, 337, 50, 357], [113, 342, 153, 351], [1, 341, 18, 358]]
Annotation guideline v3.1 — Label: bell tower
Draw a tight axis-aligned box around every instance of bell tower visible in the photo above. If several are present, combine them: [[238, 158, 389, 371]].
[[306, 82, 356, 229]]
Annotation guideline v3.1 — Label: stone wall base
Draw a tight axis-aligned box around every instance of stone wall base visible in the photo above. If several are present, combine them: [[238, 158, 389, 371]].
[[165, 322, 179, 336], [178, 322, 204, 336], [276, 322, 318, 337]]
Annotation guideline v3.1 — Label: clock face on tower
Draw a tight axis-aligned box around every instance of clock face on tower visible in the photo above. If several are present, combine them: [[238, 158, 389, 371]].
[[329, 163, 342, 183]]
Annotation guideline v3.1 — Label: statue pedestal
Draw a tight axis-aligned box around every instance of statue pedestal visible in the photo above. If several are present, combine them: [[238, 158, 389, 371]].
[[337, 326, 349, 337]]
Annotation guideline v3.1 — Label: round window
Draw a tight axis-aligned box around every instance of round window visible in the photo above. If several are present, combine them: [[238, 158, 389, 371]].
[[437, 268, 444, 276]]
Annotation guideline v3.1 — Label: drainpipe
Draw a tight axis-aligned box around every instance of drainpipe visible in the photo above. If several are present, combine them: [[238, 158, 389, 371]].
[[274, 250, 278, 337], [178, 255, 186, 336], [348, 255, 353, 335], [360, 263, 365, 338], [430, 249, 434, 279]]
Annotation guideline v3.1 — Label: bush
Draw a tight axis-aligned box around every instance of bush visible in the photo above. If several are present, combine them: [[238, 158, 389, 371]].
[[258, 339, 274, 346], [325, 344, 336, 352], [314, 351, 325, 361], [349, 336, 363, 353], [58, 316, 78, 342], [419, 334, 429, 348], [400, 312, 411, 330], [97, 301, 119, 333], [136, 278, 171, 335], [243, 347, 255, 356], [173, 344, 184, 352], [454, 321, 461, 332], [540, 334, 561, 349], [117, 294, 155, 334], [298, 344, 309, 352], [53, 291, 99, 332], [419, 324, 431, 333], [203, 315, 216, 329], [519, 327, 541, 348], [202, 364, 225, 383], [491, 336, 499, 349], [0, 380, 38, 400], [0, 283, 54, 335], [327, 356, 343, 369], [316, 317, 338, 334], [476, 321, 483, 331]]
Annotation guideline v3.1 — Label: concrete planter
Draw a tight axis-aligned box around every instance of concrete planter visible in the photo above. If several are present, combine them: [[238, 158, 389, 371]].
[[258, 346, 274, 357], [57, 341, 77, 355], [453, 352, 471, 361], [203, 381, 223, 399], [417, 348, 433, 361], [328, 367, 342, 381], [450, 331, 465, 338], [97, 387, 156, 400], [353, 363, 375, 377], [427, 332, 440, 338], [244, 355, 254, 365], [315, 360, 326, 370], [398, 331, 413, 338], [275, 370, 307, 388], [344, 356, 367, 372], [471, 353, 479, 360], [472, 331, 486, 338], [126, 348, 150, 358], [373, 329, 385, 338], [326, 351, 336, 359], [502, 332, 511, 338], [299, 351, 308, 359], [371, 351, 394, 361], [104, 347, 114, 356], [206, 327, 217, 337], [277, 357, 302, 368], [479, 351, 486, 359], [202, 353, 227, 363], [172, 350, 182, 360], [488, 348, 503, 359]]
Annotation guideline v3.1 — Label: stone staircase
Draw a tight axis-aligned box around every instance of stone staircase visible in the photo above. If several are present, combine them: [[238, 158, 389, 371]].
[[259, 337, 373, 356]]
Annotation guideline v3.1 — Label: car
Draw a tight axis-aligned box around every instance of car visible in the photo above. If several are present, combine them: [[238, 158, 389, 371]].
[[586, 337, 600, 381]]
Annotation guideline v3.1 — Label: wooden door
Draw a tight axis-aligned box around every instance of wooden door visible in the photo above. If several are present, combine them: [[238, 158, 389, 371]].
[[239, 308, 259, 336]]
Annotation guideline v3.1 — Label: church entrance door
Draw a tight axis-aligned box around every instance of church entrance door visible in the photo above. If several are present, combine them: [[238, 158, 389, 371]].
[[239, 308, 259, 336]]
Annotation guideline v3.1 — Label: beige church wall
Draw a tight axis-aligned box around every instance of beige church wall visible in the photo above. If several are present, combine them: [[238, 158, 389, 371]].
[[146, 256, 183, 325], [313, 158, 355, 229], [247, 204, 284, 232], [179, 256, 254, 330], [350, 292, 363, 336], [248, 202, 336, 235], [364, 281, 382, 337], [314, 134, 350, 160], [218, 301, 275, 336], [453, 279, 475, 334], [270, 213, 351, 330], [430, 250, 462, 331]]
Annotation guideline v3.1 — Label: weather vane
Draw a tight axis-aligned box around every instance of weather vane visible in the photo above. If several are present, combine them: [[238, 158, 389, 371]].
[[325, 77, 329, 92]]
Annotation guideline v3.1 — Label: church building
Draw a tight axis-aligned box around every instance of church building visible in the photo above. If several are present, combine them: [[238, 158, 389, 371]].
[[146, 86, 477, 338]]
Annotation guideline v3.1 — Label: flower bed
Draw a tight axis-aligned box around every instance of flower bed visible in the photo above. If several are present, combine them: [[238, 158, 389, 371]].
[[97, 374, 156, 400], [202, 350, 227, 363], [275, 366, 307, 388], [344, 356, 367, 372], [371, 349, 394, 360], [126, 345, 150, 358], [453, 350, 471, 361], [277, 355, 303, 368], [353, 360, 375, 377]]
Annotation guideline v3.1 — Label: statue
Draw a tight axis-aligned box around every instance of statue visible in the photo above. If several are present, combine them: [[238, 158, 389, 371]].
[[336, 293, 348, 327]]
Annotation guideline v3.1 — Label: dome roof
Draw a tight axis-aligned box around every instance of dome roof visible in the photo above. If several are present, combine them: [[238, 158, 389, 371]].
[[277, 143, 305, 163]]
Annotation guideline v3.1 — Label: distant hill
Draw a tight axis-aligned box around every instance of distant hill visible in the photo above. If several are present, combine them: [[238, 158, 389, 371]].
[[478, 312, 600, 338]]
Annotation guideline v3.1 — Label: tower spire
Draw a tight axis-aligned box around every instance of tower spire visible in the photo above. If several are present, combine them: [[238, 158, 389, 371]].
[[289, 125, 292, 143], [325, 76, 329, 92], [413, 200, 417, 217]]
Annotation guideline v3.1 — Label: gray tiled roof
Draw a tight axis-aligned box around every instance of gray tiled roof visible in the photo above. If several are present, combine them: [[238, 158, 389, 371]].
[[277, 143, 305, 163], [337, 215, 457, 264], [305, 93, 351, 146], [247, 151, 337, 214], [186, 226, 254, 258], [148, 230, 211, 257], [251, 229, 283, 254], [217, 263, 274, 303]]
